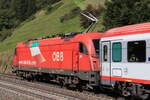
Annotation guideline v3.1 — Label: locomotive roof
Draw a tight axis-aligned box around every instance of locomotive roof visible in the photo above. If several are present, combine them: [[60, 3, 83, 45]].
[[104, 22, 150, 37], [16, 32, 103, 48]]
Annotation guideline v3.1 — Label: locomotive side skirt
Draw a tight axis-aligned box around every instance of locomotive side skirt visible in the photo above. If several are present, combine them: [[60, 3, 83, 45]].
[[13, 65, 99, 83]]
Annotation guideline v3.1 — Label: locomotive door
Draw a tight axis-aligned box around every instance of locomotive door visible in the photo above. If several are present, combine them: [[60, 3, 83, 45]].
[[78, 43, 91, 70], [101, 41, 111, 85]]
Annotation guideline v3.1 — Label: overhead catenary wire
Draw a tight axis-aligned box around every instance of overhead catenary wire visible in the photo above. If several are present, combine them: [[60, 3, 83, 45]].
[[80, 11, 99, 33]]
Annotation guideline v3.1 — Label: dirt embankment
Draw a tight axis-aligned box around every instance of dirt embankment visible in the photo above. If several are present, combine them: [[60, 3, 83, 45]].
[[0, 51, 13, 74]]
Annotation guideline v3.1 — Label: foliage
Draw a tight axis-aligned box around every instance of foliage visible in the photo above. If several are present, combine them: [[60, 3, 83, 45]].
[[103, 0, 150, 31], [0, 29, 12, 41], [36, 0, 61, 10]]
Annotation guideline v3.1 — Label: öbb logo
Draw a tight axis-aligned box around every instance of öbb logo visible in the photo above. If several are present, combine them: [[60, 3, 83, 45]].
[[52, 52, 64, 61]]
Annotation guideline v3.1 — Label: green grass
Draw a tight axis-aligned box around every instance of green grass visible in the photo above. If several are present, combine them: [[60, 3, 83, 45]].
[[74, 0, 105, 10]]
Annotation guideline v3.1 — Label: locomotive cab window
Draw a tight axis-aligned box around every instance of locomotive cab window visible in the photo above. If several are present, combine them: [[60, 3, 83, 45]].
[[79, 43, 88, 54], [128, 41, 146, 62], [112, 42, 122, 62], [92, 39, 100, 56]]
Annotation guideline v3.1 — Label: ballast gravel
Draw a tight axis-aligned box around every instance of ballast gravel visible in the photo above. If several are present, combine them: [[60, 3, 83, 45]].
[[0, 87, 41, 100]]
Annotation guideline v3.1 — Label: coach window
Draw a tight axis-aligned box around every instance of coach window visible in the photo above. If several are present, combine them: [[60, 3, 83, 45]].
[[79, 43, 88, 54], [103, 45, 108, 61], [112, 42, 122, 62], [128, 41, 146, 62]]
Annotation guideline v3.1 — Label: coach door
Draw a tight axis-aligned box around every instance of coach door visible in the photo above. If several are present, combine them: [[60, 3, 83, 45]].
[[101, 41, 111, 85]]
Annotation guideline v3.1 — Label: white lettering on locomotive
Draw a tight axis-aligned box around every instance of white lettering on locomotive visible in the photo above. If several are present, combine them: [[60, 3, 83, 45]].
[[18, 60, 36, 65], [52, 52, 64, 61]]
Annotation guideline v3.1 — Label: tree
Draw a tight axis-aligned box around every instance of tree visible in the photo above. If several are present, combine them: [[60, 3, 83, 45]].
[[103, 0, 150, 31], [12, 0, 37, 21]]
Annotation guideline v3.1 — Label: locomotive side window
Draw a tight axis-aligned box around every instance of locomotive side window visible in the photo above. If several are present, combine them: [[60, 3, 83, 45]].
[[92, 39, 100, 56], [103, 45, 108, 61], [79, 43, 88, 54], [128, 41, 146, 62], [112, 42, 122, 62]]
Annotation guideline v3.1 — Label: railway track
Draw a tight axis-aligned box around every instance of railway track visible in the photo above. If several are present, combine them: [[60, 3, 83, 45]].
[[0, 80, 76, 100], [0, 73, 80, 100], [0, 73, 126, 100]]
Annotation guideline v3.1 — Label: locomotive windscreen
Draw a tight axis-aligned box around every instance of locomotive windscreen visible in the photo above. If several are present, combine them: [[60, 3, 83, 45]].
[[92, 39, 100, 56]]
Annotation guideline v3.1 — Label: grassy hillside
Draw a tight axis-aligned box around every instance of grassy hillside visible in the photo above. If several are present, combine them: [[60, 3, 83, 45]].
[[0, 0, 81, 52], [0, 0, 105, 52]]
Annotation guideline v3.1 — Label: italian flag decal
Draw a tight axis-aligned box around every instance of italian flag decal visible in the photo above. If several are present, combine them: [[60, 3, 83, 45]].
[[30, 42, 45, 65]]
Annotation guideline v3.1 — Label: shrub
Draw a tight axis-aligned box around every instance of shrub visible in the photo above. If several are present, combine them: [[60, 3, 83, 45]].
[[46, 4, 53, 13]]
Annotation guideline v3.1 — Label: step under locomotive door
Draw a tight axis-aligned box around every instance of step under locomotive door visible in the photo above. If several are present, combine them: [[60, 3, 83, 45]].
[[101, 41, 111, 85]]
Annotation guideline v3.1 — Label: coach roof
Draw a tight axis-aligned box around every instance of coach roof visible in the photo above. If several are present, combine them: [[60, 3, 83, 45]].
[[104, 22, 150, 38]]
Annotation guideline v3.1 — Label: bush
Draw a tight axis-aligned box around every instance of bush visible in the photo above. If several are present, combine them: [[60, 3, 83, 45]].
[[80, 4, 102, 28], [46, 4, 53, 13]]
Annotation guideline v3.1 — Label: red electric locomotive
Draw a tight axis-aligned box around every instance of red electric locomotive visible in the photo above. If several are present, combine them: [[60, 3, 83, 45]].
[[13, 32, 103, 88]]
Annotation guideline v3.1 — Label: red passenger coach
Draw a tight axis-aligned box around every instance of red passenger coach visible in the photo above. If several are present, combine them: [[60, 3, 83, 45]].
[[13, 32, 103, 87]]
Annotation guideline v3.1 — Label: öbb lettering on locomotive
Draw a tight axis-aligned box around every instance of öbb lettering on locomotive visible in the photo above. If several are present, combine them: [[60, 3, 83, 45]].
[[13, 22, 150, 99]]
